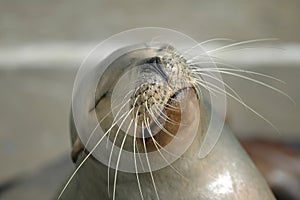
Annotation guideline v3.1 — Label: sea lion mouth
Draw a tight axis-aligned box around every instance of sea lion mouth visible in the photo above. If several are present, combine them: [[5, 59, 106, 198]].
[[136, 87, 198, 153]]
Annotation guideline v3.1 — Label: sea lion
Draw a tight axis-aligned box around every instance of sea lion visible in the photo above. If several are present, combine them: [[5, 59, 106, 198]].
[[58, 28, 275, 200]]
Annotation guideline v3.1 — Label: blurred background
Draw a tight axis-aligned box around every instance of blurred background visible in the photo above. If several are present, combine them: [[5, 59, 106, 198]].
[[0, 0, 299, 199]]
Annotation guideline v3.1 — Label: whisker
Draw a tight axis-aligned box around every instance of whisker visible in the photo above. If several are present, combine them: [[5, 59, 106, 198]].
[[204, 69, 294, 104], [149, 35, 163, 46], [186, 38, 278, 62], [165, 42, 175, 52], [106, 99, 131, 148], [135, 137, 146, 172], [151, 101, 182, 126], [181, 38, 235, 57], [207, 46, 284, 56], [187, 52, 232, 64], [168, 95, 185, 104], [191, 74, 218, 97], [192, 71, 244, 103], [145, 103, 178, 139], [194, 78, 235, 99], [205, 38, 278, 54], [156, 97, 181, 111], [141, 122, 160, 200], [111, 88, 136, 106], [190, 64, 286, 84], [107, 103, 136, 197], [83, 123, 102, 153], [144, 117, 187, 180], [133, 106, 144, 200], [162, 103, 181, 112], [108, 79, 143, 107], [113, 118, 134, 200], [194, 78, 281, 134], [189, 59, 294, 104], [57, 112, 129, 200], [143, 110, 188, 160], [84, 97, 131, 152]]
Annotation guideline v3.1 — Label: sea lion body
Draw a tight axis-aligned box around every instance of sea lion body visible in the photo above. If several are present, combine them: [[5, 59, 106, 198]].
[[61, 42, 275, 199], [64, 115, 274, 199]]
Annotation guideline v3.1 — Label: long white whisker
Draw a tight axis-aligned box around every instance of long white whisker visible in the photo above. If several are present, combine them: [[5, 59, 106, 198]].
[[144, 117, 187, 180], [144, 100, 186, 159], [107, 104, 135, 197], [113, 119, 134, 200], [145, 103, 178, 139], [158, 98, 181, 111], [135, 137, 146, 172], [106, 99, 131, 148], [151, 101, 182, 126], [83, 123, 102, 153], [141, 122, 160, 200], [149, 35, 163, 45], [186, 38, 278, 62], [190, 62, 286, 84], [181, 38, 235, 56], [133, 106, 144, 200], [191, 74, 218, 97], [57, 111, 129, 200], [85, 99, 129, 152], [57, 123, 98, 199], [192, 71, 244, 103], [195, 78, 280, 134], [187, 52, 231, 64], [207, 46, 284, 56], [204, 69, 294, 104], [144, 108, 187, 160], [194, 78, 239, 100], [111, 88, 136, 106], [190, 61, 293, 103], [205, 38, 278, 54]]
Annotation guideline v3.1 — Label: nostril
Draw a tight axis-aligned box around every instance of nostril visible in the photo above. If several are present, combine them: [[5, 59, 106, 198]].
[[146, 56, 169, 82], [147, 56, 162, 65]]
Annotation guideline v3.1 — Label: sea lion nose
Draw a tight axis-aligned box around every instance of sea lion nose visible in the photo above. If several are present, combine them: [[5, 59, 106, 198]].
[[146, 56, 169, 82]]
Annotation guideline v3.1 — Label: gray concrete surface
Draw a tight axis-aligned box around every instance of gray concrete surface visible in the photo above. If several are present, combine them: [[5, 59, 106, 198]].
[[0, 0, 300, 47], [0, 68, 76, 183], [0, 154, 73, 200]]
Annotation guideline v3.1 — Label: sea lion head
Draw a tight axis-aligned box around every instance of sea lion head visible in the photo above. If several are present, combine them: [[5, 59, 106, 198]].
[[61, 28, 274, 200]]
